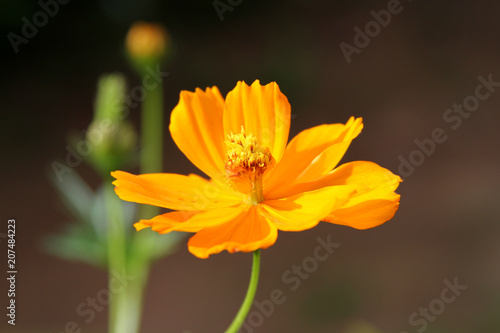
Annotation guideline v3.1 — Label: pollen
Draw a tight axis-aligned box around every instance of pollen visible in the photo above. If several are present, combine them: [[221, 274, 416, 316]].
[[225, 127, 275, 200]]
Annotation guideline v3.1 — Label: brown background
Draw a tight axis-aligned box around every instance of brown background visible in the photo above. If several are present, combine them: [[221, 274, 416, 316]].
[[2, 0, 500, 332]]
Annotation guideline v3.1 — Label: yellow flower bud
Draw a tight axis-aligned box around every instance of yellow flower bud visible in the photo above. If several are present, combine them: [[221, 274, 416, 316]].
[[126, 21, 169, 61]]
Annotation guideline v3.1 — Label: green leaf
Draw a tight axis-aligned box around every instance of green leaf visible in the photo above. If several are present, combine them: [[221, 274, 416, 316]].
[[43, 222, 107, 268], [50, 170, 94, 223]]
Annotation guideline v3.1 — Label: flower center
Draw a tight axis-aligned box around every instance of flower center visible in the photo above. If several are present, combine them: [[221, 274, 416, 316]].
[[225, 127, 275, 204]]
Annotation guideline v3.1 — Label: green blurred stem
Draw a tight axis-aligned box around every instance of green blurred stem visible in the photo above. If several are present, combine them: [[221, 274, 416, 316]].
[[105, 180, 150, 333], [104, 180, 128, 333], [140, 70, 163, 175], [137, 66, 163, 258], [106, 67, 164, 333], [136, 64, 165, 297], [117, 255, 150, 333], [225, 250, 261, 333], [135, 67, 164, 324], [122, 66, 164, 333]]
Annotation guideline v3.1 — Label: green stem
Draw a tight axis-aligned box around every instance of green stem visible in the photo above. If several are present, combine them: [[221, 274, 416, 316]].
[[140, 70, 163, 175], [116, 256, 150, 333], [104, 180, 128, 333], [115, 65, 164, 333], [106, 65, 165, 333], [225, 250, 261, 333], [137, 65, 163, 248]]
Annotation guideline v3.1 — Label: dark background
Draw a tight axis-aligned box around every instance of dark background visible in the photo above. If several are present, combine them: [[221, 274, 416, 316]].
[[2, 0, 500, 332]]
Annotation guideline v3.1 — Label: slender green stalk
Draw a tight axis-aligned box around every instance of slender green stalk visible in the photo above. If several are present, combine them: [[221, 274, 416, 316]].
[[106, 68, 164, 333], [121, 67, 164, 332], [137, 67, 163, 251], [225, 250, 261, 333], [104, 180, 128, 333], [140, 73, 163, 176], [117, 256, 150, 333], [105, 180, 150, 333]]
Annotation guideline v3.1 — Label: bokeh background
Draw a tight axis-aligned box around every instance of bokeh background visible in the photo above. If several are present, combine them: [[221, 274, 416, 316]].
[[2, 0, 500, 332]]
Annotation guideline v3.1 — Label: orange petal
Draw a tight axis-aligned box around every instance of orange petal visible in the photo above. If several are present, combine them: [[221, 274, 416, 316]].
[[322, 161, 402, 229], [261, 185, 357, 231], [135, 206, 245, 234], [224, 80, 291, 163], [111, 170, 241, 211], [169, 86, 227, 181], [134, 211, 197, 233], [188, 206, 278, 259], [264, 117, 363, 199], [324, 197, 400, 230]]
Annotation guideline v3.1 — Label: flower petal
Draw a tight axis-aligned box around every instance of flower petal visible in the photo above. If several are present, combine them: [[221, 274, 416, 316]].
[[224, 80, 291, 163], [188, 206, 278, 259], [264, 117, 363, 199], [135, 206, 245, 234], [261, 185, 357, 231], [322, 161, 402, 229], [111, 170, 241, 211], [169, 86, 227, 181], [134, 211, 197, 233], [324, 197, 400, 230]]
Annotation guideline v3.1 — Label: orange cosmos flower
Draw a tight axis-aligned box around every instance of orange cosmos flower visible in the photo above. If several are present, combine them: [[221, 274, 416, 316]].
[[111, 80, 401, 258]]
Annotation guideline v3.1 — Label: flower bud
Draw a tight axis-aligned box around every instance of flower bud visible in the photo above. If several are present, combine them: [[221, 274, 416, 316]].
[[85, 74, 137, 175], [126, 22, 170, 74]]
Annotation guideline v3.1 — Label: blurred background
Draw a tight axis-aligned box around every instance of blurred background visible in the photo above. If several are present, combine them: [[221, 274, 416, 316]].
[[2, 0, 500, 332]]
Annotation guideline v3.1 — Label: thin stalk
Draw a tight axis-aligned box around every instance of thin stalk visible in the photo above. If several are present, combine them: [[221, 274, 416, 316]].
[[105, 180, 150, 333], [140, 72, 163, 175], [106, 67, 165, 333], [104, 181, 128, 333], [225, 250, 261, 333], [118, 255, 150, 333], [125, 67, 164, 332]]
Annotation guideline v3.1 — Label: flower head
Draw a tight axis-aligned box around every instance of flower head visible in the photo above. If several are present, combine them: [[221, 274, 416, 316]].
[[126, 21, 169, 60], [125, 21, 170, 75], [112, 80, 401, 258], [87, 73, 137, 174]]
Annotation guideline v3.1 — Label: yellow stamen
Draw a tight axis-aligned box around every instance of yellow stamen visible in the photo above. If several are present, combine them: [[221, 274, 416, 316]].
[[225, 127, 274, 204]]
